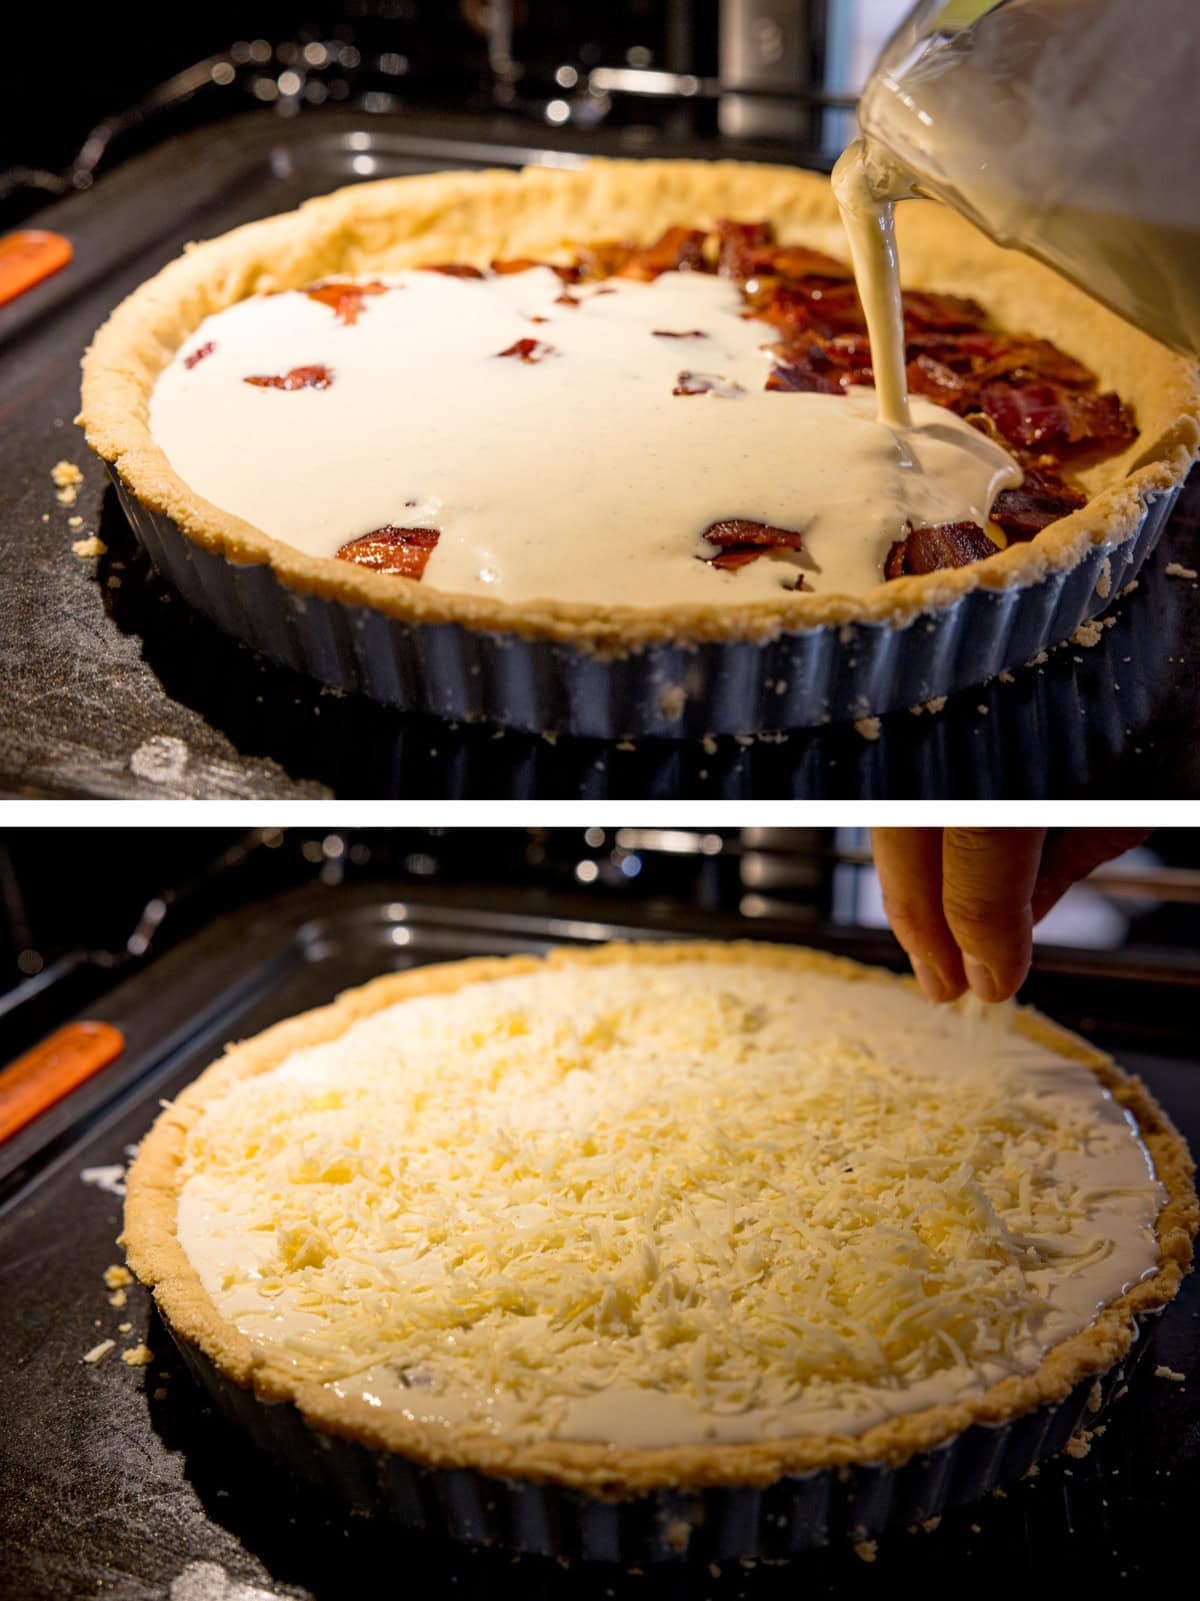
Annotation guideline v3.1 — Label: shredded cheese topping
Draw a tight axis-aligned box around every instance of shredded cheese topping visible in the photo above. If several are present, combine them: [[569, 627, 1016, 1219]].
[[177, 960, 1161, 1446]]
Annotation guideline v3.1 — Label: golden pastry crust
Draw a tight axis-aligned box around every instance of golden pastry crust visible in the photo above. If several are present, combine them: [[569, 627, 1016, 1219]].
[[122, 939, 1197, 1497], [80, 160, 1200, 653]]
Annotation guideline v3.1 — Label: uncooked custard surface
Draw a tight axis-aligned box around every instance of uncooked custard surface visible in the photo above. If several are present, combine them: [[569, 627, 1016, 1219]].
[[149, 268, 1018, 605]]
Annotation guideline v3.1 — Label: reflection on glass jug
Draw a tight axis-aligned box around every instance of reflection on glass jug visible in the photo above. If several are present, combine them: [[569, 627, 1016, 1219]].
[[853, 0, 1200, 356]]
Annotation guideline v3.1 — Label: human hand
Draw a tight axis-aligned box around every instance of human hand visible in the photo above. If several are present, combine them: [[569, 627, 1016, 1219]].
[[871, 828, 1151, 1003]]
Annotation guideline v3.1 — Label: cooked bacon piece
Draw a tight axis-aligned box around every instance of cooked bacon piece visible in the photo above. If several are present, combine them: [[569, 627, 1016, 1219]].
[[574, 241, 637, 281], [799, 283, 868, 337], [708, 547, 765, 570], [766, 329, 873, 394], [618, 226, 707, 281], [989, 468, 1087, 541], [900, 289, 988, 332], [766, 340, 848, 395], [700, 517, 805, 577], [963, 409, 1005, 444], [716, 218, 775, 278], [757, 245, 855, 284], [704, 518, 804, 549], [903, 332, 1095, 399], [421, 263, 486, 278], [337, 526, 439, 579], [554, 292, 580, 308], [972, 337, 1095, 388], [490, 257, 581, 283], [305, 280, 389, 324], [905, 330, 1010, 373], [827, 332, 873, 373], [977, 381, 1136, 452], [746, 282, 816, 336], [885, 521, 997, 579], [674, 371, 745, 397], [741, 269, 865, 338], [906, 352, 965, 406], [653, 329, 707, 339], [183, 341, 215, 369], [496, 338, 556, 363], [715, 218, 851, 286], [244, 364, 333, 391]]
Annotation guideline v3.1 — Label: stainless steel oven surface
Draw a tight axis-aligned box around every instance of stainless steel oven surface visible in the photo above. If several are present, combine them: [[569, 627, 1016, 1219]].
[[2, 3, 1197, 798], [1, 827, 1197, 1593]]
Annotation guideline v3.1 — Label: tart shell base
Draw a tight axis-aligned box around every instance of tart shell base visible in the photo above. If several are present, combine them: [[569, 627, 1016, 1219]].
[[109, 468, 1181, 737], [167, 1314, 1155, 1563]]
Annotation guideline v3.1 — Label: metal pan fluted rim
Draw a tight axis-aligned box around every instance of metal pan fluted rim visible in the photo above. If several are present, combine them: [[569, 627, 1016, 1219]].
[[163, 1314, 1158, 1566], [107, 469, 1181, 740]]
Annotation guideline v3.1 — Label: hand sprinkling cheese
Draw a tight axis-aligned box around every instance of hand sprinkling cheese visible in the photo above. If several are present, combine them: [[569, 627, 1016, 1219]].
[[872, 828, 1153, 1004]]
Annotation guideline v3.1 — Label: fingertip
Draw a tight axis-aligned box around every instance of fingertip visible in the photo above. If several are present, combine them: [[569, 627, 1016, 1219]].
[[912, 957, 965, 1004], [963, 952, 1028, 1004]]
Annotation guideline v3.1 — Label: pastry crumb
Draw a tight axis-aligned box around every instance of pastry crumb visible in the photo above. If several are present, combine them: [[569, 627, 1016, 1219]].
[[1095, 557, 1112, 598], [106, 574, 122, 589], [1118, 579, 1139, 598], [734, 733, 754, 747], [1087, 1380, 1103, 1414], [108, 1288, 127, 1309], [657, 684, 686, 721], [700, 733, 718, 755], [82, 1339, 115, 1364], [103, 1264, 132, 1289], [920, 1516, 942, 1533], [615, 739, 636, 752], [540, 730, 558, 747], [1065, 1427, 1094, 1459], [118, 1321, 133, 1334], [708, 1563, 721, 1580], [992, 1488, 1007, 1499], [68, 514, 84, 529], [854, 716, 881, 741], [853, 1540, 877, 1564], [1154, 1365, 1186, 1382], [1024, 1464, 1040, 1478], [976, 703, 988, 715], [122, 1343, 154, 1367], [1028, 649, 1049, 667], [663, 1518, 692, 1552], [153, 1387, 168, 1401], [997, 669, 1014, 684], [52, 460, 83, 503], [970, 1523, 981, 1534], [1165, 562, 1198, 580], [1071, 618, 1106, 648]]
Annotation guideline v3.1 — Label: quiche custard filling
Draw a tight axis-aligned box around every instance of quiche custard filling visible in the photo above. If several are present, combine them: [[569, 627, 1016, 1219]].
[[148, 266, 1020, 603], [174, 961, 1163, 1450]]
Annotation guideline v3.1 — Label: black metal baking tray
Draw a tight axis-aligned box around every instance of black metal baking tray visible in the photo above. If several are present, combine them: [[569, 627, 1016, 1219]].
[[1, 105, 1197, 798], [0, 889, 1196, 1597]]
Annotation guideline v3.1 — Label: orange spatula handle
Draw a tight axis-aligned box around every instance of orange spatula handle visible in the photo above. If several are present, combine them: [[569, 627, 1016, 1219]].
[[0, 1021, 125, 1143]]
